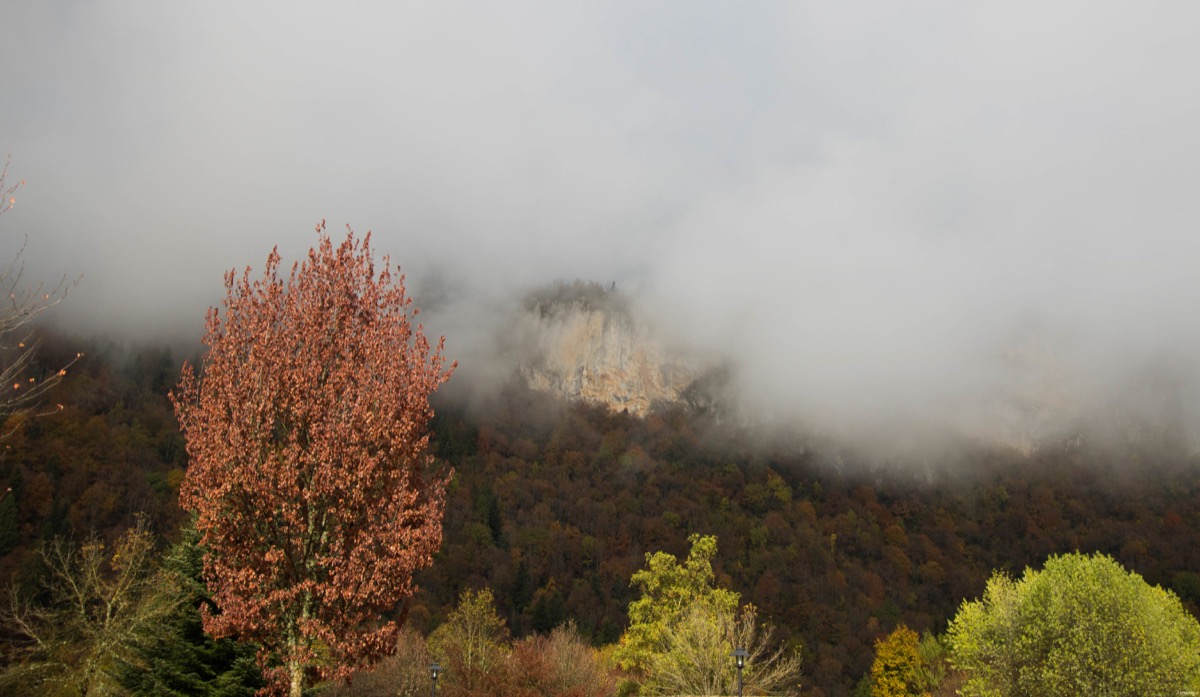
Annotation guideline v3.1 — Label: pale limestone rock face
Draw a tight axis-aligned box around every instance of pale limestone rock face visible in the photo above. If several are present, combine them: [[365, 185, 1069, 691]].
[[510, 283, 697, 416]]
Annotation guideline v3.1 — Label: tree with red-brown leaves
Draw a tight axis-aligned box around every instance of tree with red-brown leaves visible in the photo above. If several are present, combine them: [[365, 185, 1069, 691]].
[[172, 223, 454, 697]]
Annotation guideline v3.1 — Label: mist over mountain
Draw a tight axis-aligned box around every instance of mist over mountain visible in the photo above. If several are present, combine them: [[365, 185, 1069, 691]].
[[5, 2, 1200, 462], [419, 276, 1199, 466]]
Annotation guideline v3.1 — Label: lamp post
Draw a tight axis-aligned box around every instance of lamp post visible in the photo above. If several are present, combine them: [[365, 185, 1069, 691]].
[[429, 663, 441, 697], [732, 648, 748, 697]]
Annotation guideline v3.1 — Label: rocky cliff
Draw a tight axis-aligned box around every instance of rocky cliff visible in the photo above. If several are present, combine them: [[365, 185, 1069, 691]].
[[507, 281, 701, 416]]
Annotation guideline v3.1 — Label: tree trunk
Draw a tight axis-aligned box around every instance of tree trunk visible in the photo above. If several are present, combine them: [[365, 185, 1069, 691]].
[[289, 659, 303, 697]]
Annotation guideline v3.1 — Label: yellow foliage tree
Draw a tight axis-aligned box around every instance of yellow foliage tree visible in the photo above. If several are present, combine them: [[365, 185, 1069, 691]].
[[616, 535, 801, 696], [871, 624, 928, 697]]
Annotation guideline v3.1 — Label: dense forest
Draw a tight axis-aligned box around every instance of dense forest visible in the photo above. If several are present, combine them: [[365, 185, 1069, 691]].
[[2, 330, 1200, 696]]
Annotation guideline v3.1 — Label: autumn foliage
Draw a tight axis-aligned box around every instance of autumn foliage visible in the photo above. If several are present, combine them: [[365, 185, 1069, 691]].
[[870, 625, 926, 697], [12, 326, 1200, 696], [172, 225, 454, 695]]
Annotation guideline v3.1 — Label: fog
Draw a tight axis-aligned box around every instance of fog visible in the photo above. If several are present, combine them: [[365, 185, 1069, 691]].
[[3, 3, 1200, 445]]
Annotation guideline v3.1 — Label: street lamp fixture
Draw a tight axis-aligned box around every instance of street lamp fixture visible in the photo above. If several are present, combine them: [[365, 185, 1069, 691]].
[[732, 648, 748, 697], [429, 663, 441, 697]]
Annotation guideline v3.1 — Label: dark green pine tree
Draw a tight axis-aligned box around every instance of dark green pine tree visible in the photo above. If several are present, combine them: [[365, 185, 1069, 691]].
[[118, 524, 264, 696], [530, 583, 566, 634], [508, 560, 533, 635], [473, 485, 505, 546], [0, 490, 19, 557], [510, 560, 533, 613]]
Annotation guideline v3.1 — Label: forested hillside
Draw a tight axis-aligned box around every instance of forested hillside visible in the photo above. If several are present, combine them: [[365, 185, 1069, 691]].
[[3, 331, 1200, 696]]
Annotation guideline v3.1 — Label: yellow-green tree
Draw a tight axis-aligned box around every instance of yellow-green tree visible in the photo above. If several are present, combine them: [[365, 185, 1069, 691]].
[[948, 552, 1200, 697], [614, 534, 738, 675], [616, 535, 801, 696], [0, 520, 177, 695], [645, 602, 801, 696], [870, 624, 926, 697], [427, 588, 510, 693]]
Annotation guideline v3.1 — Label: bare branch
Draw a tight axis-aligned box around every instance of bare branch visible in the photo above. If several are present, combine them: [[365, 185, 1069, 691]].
[[0, 157, 81, 438]]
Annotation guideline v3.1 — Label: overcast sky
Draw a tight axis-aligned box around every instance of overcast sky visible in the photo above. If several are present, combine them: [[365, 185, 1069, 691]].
[[4, 2, 1200, 439]]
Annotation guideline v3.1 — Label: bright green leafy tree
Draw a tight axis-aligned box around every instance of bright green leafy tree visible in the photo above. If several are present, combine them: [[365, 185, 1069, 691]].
[[614, 534, 738, 675], [948, 552, 1200, 697]]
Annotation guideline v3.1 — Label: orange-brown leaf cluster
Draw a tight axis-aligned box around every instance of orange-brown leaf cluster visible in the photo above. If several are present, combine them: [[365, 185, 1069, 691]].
[[172, 226, 454, 694]]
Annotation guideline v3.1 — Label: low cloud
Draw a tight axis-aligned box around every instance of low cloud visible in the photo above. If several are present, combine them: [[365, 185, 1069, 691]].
[[4, 2, 1199, 449]]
